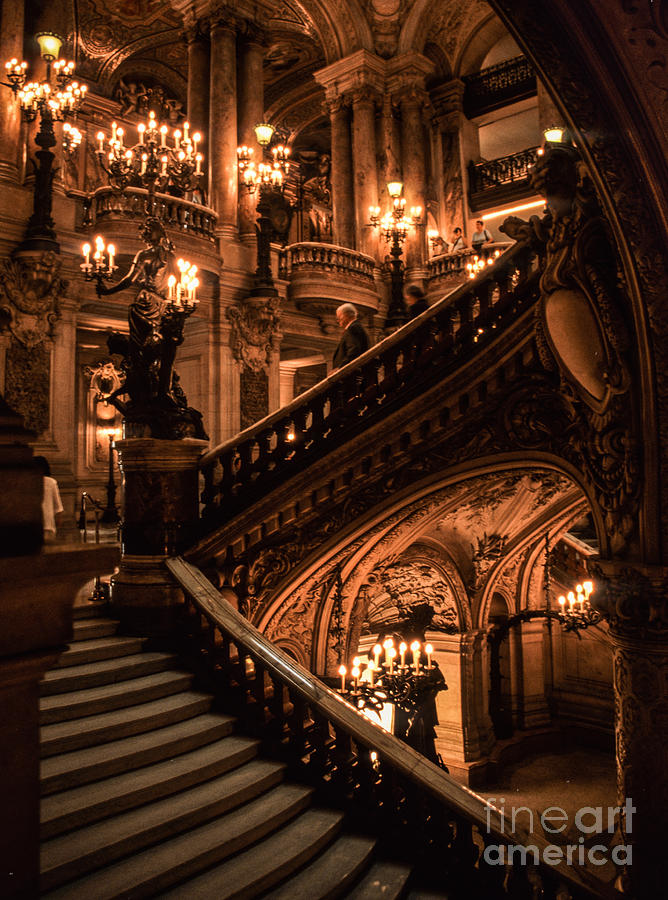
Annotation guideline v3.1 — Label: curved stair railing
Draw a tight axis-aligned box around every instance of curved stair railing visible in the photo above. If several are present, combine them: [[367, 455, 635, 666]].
[[168, 556, 617, 900], [199, 236, 542, 531]]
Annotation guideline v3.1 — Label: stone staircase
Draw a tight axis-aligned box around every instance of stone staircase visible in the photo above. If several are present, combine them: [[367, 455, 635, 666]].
[[38, 604, 418, 899]]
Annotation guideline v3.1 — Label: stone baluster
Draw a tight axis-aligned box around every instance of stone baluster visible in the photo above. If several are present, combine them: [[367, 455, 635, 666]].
[[237, 29, 265, 244], [0, 0, 24, 182], [209, 18, 238, 238], [327, 96, 355, 250], [350, 89, 380, 256]]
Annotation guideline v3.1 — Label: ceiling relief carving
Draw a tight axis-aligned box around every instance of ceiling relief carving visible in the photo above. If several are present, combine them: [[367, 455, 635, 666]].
[[361, 559, 460, 635]]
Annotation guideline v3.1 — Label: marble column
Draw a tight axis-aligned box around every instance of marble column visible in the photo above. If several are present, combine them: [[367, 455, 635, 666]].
[[209, 19, 238, 238], [350, 90, 379, 256], [111, 438, 207, 637], [399, 87, 428, 271], [0, 0, 23, 182], [328, 97, 355, 249], [518, 620, 550, 728], [186, 25, 210, 159], [592, 561, 668, 898], [237, 35, 265, 243]]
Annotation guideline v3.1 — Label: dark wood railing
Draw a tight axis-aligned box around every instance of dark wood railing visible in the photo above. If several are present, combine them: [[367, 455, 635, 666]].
[[168, 556, 615, 899], [83, 186, 217, 240], [199, 238, 543, 528], [463, 55, 537, 118], [428, 243, 513, 281], [468, 147, 540, 211]]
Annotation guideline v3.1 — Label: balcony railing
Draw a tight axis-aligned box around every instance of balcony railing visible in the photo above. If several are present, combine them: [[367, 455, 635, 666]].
[[279, 242, 378, 313], [463, 55, 537, 118], [468, 147, 539, 210], [279, 242, 376, 281], [428, 243, 513, 284], [82, 186, 217, 241]]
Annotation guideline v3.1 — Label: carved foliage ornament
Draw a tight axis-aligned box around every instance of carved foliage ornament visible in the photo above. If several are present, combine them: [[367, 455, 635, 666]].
[[227, 298, 282, 374], [362, 560, 460, 634], [0, 252, 64, 348]]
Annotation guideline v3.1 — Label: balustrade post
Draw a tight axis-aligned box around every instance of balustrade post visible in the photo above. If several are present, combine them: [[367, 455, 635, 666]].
[[111, 438, 207, 637]]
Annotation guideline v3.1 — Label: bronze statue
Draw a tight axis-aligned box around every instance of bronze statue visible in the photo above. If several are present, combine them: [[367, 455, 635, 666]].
[[96, 218, 207, 440]]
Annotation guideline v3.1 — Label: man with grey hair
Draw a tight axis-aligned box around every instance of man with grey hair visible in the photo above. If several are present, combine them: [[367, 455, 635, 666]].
[[333, 303, 370, 369]]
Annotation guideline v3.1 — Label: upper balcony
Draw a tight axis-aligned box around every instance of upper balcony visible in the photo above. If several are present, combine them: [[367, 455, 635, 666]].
[[468, 147, 539, 212], [278, 242, 379, 315], [462, 55, 537, 119], [426, 243, 513, 300]]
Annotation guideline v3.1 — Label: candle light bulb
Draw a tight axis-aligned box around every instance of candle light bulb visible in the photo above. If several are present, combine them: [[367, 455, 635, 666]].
[[425, 643, 433, 669], [338, 664, 346, 692]]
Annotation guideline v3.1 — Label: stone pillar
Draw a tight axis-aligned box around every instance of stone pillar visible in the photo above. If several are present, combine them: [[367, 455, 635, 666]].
[[518, 620, 550, 728], [0, 0, 24, 182], [328, 97, 355, 249], [430, 630, 495, 785], [399, 87, 428, 272], [111, 438, 207, 637], [209, 19, 238, 238], [237, 34, 264, 244], [350, 90, 379, 256], [0, 543, 119, 899], [431, 80, 467, 243], [592, 561, 668, 897], [186, 25, 210, 164]]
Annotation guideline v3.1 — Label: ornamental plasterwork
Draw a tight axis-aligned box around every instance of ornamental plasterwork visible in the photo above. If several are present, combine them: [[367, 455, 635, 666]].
[[362, 559, 460, 633], [227, 298, 282, 374], [0, 252, 65, 348]]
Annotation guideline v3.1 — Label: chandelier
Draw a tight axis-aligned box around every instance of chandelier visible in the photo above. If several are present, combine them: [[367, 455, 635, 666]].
[[95, 111, 203, 198], [466, 249, 501, 279], [236, 122, 290, 194]]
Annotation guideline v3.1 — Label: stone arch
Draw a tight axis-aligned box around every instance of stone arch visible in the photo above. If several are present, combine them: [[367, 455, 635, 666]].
[[258, 456, 593, 674], [294, 0, 374, 61]]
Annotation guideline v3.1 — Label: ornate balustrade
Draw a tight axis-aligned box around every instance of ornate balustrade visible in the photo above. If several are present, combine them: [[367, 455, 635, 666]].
[[463, 55, 537, 118], [468, 148, 540, 211], [199, 238, 543, 528], [167, 556, 612, 899], [278, 242, 379, 314], [428, 243, 513, 285], [83, 186, 217, 241]]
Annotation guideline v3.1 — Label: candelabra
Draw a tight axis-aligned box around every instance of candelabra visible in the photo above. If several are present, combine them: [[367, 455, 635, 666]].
[[237, 123, 291, 295], [369, 182, 423, 328], [466, 249, 501, 279], [95, 110, 203, 217], [3, 32, 87, 250], [338, 637, 447, 763], [556, 580, 601, 631]]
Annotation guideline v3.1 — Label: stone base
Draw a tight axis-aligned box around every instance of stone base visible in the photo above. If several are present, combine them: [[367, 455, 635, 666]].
[[111, 554, 185, 638]]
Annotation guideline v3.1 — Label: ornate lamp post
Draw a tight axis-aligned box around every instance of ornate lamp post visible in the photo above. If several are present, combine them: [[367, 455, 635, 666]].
[[237, 123, 291, 296], [101, 426, 121, 524], [3, 32, 87, 251], [369, 181, 422, 329], [78, 110, 206, 440]]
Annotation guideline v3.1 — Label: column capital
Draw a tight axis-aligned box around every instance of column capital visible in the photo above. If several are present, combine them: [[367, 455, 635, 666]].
[[325, 94, 352, 117], [314, 49, 386, 102], [589, 558, 668, 633], [430, 79, 465, 131], [386, 52, 434, 97]]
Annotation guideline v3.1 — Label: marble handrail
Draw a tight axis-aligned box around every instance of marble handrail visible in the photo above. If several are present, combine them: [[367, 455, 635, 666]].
[[85, 186, 217, 240], [278, 242, 376, 281]]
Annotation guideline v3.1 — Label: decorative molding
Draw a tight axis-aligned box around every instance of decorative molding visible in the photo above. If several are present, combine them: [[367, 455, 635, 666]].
[[226, 297, 282, 374], [0, 252, 65, 349]]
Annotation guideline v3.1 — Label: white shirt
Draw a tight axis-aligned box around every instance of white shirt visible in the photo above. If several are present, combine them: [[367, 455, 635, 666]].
[[42, 476, 63, 535]]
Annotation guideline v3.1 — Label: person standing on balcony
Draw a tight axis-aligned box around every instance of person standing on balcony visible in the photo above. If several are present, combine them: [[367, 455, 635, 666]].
[[403, 284, 429, 319], [471, 219, 493, 256], [333, 303, 370, 369], [449, 227, 466, 252]]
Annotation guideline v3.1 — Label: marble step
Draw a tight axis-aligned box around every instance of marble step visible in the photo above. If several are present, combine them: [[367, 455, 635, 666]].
[[71, 617, 120, 641], [263, 831, 377, 900], [41, 758, 287, 891], [159, 807, 345, 899], [41, 730, 256, 837], [40, 651, 181, 695], [41, 783, 313, 899], [40, 691, 213, 757], [52, 635, 146, 668], [41, 712, 235, 796], [40, 670, 193, 724]]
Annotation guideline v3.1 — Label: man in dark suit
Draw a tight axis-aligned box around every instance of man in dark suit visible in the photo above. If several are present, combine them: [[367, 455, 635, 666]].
[[403, 284, 429, 319], [333, 303, 370, 369]]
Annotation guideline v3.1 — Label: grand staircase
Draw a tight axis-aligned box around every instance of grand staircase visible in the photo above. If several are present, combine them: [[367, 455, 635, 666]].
[[39, 603, 416, 899]]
